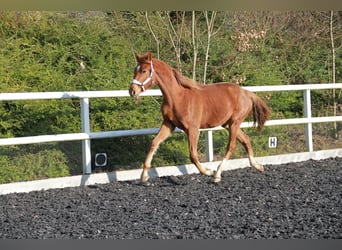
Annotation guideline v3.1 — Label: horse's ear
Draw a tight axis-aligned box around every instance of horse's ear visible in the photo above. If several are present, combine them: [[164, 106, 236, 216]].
[[147, 51, 152, 62], [136, 52, 152, 63], [135, 53, 142, 62]]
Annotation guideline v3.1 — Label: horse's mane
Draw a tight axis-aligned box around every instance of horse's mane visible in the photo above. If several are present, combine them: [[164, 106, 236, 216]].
[[172, 68, 203, 90]]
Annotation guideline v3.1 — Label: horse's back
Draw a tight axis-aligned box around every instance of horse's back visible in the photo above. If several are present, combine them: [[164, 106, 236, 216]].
[[187, 82, 250, 128], [200, 82, 248, 101]]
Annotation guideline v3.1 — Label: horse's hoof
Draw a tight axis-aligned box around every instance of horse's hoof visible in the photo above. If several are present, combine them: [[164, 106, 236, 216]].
[[140, 175, 149, 183], [212, 176, 221, 183], [140, 181, 151, 187], [205, 169, 215, 176], [252, 162, 264, 172], [257, 164, 265, 172]]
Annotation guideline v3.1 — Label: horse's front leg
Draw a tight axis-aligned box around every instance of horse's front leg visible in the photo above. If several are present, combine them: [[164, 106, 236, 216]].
[[141, 120, 175, 183], [187, 128, 214, 177]]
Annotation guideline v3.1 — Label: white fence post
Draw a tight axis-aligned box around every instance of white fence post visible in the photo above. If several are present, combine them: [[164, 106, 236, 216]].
[[304, 89, 313, 152], [205, 130, 214, 162], [80, 98, 92, 174]]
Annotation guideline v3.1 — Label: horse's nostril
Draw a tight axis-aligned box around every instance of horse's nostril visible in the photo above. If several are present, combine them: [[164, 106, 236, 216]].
[[129, 87, 135, 97]]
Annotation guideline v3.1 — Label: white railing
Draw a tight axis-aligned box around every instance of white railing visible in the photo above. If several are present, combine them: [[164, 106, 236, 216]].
[[0, 83, 341, 175]]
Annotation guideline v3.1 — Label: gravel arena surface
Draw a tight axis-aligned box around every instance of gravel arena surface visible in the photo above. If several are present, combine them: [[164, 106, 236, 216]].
[[0, 157, 341, 239]]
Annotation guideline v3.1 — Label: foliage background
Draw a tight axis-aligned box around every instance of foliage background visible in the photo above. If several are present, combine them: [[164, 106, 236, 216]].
[[0, 11, 341, 183]]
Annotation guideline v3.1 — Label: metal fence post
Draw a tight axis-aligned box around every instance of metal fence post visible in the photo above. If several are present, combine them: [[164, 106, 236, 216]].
[[80, 98, 92, 174], [304, 89, 313, 152]]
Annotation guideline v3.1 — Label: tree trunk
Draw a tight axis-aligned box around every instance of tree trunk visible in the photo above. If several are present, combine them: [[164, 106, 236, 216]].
[[145, 12, 160, 59], [191, 11, 198, 81], [203, 11, 217, 84], [330, 11, 337, 139]]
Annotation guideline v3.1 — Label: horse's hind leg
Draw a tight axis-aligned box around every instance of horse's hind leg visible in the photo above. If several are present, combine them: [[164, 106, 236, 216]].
[[213, 126, 264, 183], [236, 128, 264, 172], [213, 122, 239, 183], [141, 120, 175, 183], [187, 128, 214, 177]]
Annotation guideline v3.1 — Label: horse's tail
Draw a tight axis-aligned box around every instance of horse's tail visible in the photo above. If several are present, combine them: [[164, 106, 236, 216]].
[[249, 92, 271, 132]]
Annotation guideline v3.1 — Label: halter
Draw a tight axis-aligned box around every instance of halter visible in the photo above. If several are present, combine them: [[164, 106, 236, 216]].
[[131, 61, 154, 92]]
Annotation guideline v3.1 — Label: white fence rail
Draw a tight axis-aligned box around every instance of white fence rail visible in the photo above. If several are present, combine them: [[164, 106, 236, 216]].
[[0, 83, 341, 175]]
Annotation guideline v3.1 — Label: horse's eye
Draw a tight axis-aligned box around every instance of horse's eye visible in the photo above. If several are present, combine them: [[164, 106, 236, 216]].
[[142, 70, 147, 74]]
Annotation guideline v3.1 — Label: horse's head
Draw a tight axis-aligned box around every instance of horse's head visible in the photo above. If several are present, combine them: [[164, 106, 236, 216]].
[[129, 52, 155, 98]]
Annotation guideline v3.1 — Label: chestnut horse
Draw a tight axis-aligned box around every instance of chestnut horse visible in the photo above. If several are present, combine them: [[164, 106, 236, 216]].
[[129, 52, 271, 183]]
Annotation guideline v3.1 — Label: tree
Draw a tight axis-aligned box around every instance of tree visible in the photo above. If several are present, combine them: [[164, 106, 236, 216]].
[[329, 11, 342, 138]]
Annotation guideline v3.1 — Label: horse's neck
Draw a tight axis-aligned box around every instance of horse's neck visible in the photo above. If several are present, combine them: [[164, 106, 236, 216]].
[[155, 63, 183, 106]]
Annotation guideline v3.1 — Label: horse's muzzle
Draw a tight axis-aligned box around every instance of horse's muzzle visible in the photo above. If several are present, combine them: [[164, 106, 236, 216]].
[[129, 84, 141, 98], [129, 87, 135, 97]]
